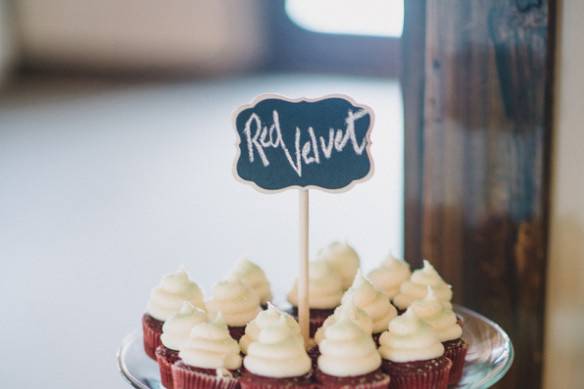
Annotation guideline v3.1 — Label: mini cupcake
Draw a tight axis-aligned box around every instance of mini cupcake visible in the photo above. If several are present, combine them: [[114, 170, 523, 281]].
[[143, 269, 205, 359], [206, 277, 261, 341], [172, 314, 242, 389], [316, 314, 389, 389], [230, 258, 273, 307], [378, 308, 452, 389], [367, 253, 411, 299], [411, 287, 467, 385], [392, 260, 452, 312], [241, 316, 315, 389], [341, 273, 397, 344], [318, 241, 360, 289], [288, 260, 344, 336], [240, 303, 302, 355], [156, 302, 207, 389]]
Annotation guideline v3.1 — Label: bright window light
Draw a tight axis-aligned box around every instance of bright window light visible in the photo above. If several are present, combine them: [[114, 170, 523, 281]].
[[285, 0, 403, 38]]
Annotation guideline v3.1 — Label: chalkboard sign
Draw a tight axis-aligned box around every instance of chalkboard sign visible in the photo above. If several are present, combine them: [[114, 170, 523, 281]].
[[233, 94, 374, 192]]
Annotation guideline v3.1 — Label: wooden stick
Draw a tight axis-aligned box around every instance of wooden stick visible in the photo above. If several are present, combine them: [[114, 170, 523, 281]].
[[298, 189, 310, 344]]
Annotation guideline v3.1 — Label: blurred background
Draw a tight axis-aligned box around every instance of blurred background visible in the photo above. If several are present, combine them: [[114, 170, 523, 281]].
[[0, 1, 405, 388]]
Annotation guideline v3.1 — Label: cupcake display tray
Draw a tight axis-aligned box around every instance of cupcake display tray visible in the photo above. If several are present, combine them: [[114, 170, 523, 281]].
[[117, 305, 513, 389]]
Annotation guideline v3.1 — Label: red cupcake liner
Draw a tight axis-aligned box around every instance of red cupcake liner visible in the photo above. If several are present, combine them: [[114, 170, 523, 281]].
[[228, 326, 246, 342], [172, 361, 240, 389], [156, 345, 181, 389], [443, 338, 468, 385], [381, 356, 452, 389], [142, 313, 164, 360], [240, 370, 318, 389], [315, 368, 390, 389]]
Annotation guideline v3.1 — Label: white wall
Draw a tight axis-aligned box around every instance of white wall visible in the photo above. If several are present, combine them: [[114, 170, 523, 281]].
[[543, 1, 584, 388]]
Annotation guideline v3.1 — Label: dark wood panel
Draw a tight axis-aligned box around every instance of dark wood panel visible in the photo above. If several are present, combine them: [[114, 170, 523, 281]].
[[401, 1, 555, 388]]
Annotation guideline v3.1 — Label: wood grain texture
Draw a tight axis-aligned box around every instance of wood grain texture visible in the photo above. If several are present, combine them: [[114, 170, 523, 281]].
[[401, 1, 555, 388]]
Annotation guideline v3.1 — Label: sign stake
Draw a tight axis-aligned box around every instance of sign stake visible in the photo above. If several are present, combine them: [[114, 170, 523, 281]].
[[298, 189, 310, 344]]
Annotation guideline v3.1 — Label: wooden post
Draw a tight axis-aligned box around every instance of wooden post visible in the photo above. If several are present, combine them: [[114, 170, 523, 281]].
[[298, 189, 310, 344]]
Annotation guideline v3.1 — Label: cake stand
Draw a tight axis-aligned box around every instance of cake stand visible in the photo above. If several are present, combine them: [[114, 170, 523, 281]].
[[117, 305, 513, 389]]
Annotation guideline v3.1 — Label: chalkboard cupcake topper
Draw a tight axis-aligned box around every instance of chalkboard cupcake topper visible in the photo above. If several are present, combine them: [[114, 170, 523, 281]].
[[233, 93, 375, 343]]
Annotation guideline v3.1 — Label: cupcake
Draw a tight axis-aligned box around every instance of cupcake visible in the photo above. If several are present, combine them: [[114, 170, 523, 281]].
[[156, 302, 207, 389], [230, 258, 273, 307], [316, 314, 390, 389], [206, 277, 261, 341], [172, 314, 242, 389], [411, 287, 467, 385], [341, 273, 398, 344], [287, 260, 344, 337], [392, 260, 452, 312], [241, 316, 315, 389], [240, 303, 301, 355], [367, 253, 411, 299], [378, 308, 452, 389], [318, 241, 360, 289], [143, 269, 205, 359]]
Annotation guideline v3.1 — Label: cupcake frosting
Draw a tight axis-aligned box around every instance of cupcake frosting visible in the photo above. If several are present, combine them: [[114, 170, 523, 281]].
[[318, 315, 381, 377], [287, 260, 344, 309], [314, 299, 372, 344], [179, 314, 242, 370], [230, 258, 272, 305], [146, 269, 205, 321], [319, 241, 360, 289], [341, 273, 397, 333], [240, 303, 301, 354], [244, 316, 312, 378], [411, 287, 462, 342], [160, 302, 208, 351], [367, 253, 411, 298], [206, 278, 261, 327], [392, 260, 453, 310], [378, 308, 444, 363]]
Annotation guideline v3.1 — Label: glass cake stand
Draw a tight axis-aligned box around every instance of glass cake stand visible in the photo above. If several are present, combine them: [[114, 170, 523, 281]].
[[117, 305, 513, 389]]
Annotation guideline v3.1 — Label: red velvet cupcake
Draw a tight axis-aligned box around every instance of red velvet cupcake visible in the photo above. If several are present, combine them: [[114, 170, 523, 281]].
[[287, 260, 344, 337], [241, 313, 314, 389], [206, 278, 261, 342], [411, 286, 467, 385], [171, 314, 243, 389], [378, 308, 451, 389], [143, 269, 205, 360], [229, 258, 273, 308], [318, 241, 361, 290], [156, 302, 207, 389], [315, 314, 389, 389]]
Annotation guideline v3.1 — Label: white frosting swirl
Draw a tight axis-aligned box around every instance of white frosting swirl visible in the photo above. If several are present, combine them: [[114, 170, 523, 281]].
[[179, 314, 242, 370], [318, 315, 381, 377], [367, 254, 411, 298], [378, 308, 444, 362], [161, 302, 208, 350], [244, 316, 311, 378], [288, 260, 344, 309], [230, 258, 272, 304], [342, 273, 397, 333], [146, 269, 205, 321], [411, 287, 462, 342], [393, 260, 453, 310], [206, 278, 261, 327], [318, 241, 360, 289], [314, 299, 372, 344], [240, 303, 301, 354]]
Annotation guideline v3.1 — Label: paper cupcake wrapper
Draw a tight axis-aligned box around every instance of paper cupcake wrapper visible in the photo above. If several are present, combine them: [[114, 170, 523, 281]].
[[315, 369, 390, 389], [240, 371, 319, 389], [444, 339, 468, 385], [142, 314, 163, 360], [382, 357, 452, 389], [156, 346, 180, 389], [172, 364, 240, 389]]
